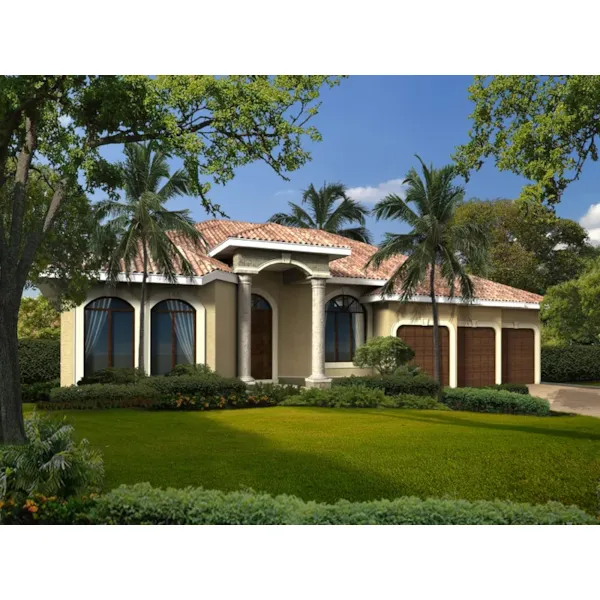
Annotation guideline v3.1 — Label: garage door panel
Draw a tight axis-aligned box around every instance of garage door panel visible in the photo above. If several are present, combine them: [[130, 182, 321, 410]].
[[502, 329, 534, 384], [458, 327, 495, 387], [397, 325, 449, 386]]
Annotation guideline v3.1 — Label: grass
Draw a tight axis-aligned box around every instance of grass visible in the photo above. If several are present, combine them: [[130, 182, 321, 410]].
[[561, 381, 600, 387], [24, 405, 600, 513]]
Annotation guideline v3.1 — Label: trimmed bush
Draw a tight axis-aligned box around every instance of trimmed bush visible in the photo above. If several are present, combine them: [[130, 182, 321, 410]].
[[4, 483, 593, 525], [442, 388, 550, 416], [43, 384, 160, 410], [379, 395, 450, 410], [333, 374, 440, 398], [146, 375, 247, 398], [18, 338, 60, 384], [483, 383, 530, 395], [542, 345, 600, 382], [352, 336, 415, 375], [281, 386, 386, 408], [166, 363, 215, 377], [77, 367, 147, 386], [22, 379, 60, 403], [0, 412, 104, 503]]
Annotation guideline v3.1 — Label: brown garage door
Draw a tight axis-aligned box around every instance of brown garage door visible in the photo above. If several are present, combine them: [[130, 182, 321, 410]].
[[458, 327, 495, 387], [397, 325, 449, 386], [502, 329, 534, 384]]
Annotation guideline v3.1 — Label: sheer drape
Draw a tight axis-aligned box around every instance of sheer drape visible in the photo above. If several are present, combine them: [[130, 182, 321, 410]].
[[84, 298, 111, 360]]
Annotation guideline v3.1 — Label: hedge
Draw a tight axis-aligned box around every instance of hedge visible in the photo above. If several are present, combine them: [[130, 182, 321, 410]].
[[442, 388, 550, 416], [77, 367, 147, 386], [281, 387, 448, 410], [332, 374, 440, 397], [22, 379, 60, 403], [2, 483, 594, 524], [43, 384, 161, 410], [483, 383, 529, 395], [18, 338, 60, 384], [542, 345, 600, 383], [145, 375, 247, 397]]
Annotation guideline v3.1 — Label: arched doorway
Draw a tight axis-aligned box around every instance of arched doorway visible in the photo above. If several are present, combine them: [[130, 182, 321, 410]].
[[251, 294, 272, 380]]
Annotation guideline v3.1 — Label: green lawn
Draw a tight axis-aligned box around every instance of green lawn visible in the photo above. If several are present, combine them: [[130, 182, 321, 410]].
[[26, 406, 600, 513], [562, 382, 600, 387]]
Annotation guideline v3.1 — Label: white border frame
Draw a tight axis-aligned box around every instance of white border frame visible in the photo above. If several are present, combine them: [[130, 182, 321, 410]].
[[391, 317, 458, 388], [361, 293, 540, 310], [251, 287, 279, 383]]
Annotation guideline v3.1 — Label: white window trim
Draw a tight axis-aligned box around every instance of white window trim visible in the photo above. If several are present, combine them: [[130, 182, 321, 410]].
[[323, 288, 372, 366], [146, 291, 206, 376], [250, 287, 279, 384], [391, 317, 458, 388]]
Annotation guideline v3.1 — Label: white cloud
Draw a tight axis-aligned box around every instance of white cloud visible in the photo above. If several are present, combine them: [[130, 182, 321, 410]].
[[579, 203, 600, 246], [346, 178, 406, 203]]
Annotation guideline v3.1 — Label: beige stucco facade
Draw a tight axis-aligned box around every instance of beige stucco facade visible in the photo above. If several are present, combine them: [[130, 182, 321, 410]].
[[56, 245, 541, 387]]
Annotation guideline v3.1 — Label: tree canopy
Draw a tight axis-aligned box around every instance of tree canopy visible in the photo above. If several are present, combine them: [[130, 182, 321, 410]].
[[453, 198, 595, 294], [541, 258, 600, 345], [454, 76, 600, 205], [17, 296, 60, 340]]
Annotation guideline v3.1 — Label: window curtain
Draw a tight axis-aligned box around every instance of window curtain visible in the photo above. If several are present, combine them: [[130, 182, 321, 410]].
[[168, 300, 194, 364], [84, 298, 111, 359], [352, 311, 365, 354]]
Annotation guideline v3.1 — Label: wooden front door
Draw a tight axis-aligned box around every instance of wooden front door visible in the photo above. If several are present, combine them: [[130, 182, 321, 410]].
[[251, 294, 272, 380], [458, 327, 495, 387], [502, 329, 534, 384], [397, 325, 450, 386]]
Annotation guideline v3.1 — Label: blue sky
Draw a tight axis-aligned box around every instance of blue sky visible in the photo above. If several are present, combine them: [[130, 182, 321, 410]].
[[99, 76, 600, 245]]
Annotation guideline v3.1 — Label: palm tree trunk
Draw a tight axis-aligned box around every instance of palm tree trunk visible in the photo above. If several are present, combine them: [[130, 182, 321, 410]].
[[139, 241, 148, 374], [429, 263, 443, 399]]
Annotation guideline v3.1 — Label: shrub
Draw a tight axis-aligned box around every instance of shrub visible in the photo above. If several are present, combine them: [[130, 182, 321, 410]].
[[542, 345, 600, 382], [442, 388, 550, 416], [166, 363, 215, 377], [333, 374, 440, 397], [484, 383, 529, 395], [77, 367, 148, 386], [379, 394, 450, 410], [0, 412, 104, 503], [6, 482, 592, 525], [18, 338, 60, 384], [44, 383, 160, 410], [146, 375, 247, 398], [353, 336, 415, 375], [22, 379, 60, 403], [281, 386, 386, 408]]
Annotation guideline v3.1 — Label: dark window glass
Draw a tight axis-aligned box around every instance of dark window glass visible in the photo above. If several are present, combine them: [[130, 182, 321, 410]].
[[151, 300, 196, 375], [84, 297, 133, 377], [325, 296, 365, 362]]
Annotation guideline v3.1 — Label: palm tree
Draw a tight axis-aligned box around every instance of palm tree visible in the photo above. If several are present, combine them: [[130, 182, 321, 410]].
[[96, 142, 205, 373], [367, 156, 488, 390], [269, 182, 372, 243]]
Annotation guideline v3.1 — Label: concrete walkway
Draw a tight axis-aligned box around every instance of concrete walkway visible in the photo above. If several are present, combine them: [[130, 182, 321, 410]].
[[528, 384, 600, 417]]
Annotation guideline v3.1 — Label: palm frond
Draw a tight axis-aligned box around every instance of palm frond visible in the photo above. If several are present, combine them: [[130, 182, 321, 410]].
[[335, 226, 372, 244], [372, 194, 420, 226]]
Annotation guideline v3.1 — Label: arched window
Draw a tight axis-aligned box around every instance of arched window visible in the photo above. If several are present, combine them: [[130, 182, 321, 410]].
[[84, 297, 134, 376], [325, 295, 365, 362], [151, 300, 196, 375]]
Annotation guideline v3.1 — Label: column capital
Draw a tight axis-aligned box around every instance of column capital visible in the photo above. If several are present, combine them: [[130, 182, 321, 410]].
[[238, 274, 253, 286], [309, 277, 327, 289]]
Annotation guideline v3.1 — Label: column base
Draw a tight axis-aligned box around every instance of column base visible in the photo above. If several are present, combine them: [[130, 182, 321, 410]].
[[240, 376, 256, 385], [305, 376, 332, 389]]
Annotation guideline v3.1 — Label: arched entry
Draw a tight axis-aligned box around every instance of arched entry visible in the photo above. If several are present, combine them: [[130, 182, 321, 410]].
[[251, 294, 272, 380]]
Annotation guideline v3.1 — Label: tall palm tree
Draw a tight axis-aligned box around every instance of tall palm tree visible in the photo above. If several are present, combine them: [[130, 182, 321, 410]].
[[367, 156, 488, 390], [96, 142, 205, 373], [269, 182, 372, 243]]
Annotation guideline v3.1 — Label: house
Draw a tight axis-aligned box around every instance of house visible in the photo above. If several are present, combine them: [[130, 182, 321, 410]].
[[49, 219, 543, 388]]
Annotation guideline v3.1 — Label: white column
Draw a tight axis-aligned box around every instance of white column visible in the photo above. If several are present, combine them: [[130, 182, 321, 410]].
[[237, 274, 254, 383], [494, 324, 502, 384], [305, 278, 332, 388]]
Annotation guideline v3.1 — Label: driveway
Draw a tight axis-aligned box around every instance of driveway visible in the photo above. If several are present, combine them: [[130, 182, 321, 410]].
[[528, 384, 600, 417]]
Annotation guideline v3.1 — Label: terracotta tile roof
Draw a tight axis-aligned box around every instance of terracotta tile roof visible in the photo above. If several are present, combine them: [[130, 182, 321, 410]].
[[198, 220, 350, 250], [116, 218, 542, 304]]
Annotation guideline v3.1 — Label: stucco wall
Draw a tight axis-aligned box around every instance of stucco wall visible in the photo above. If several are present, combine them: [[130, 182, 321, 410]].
[[60, 310, 75, 386]]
